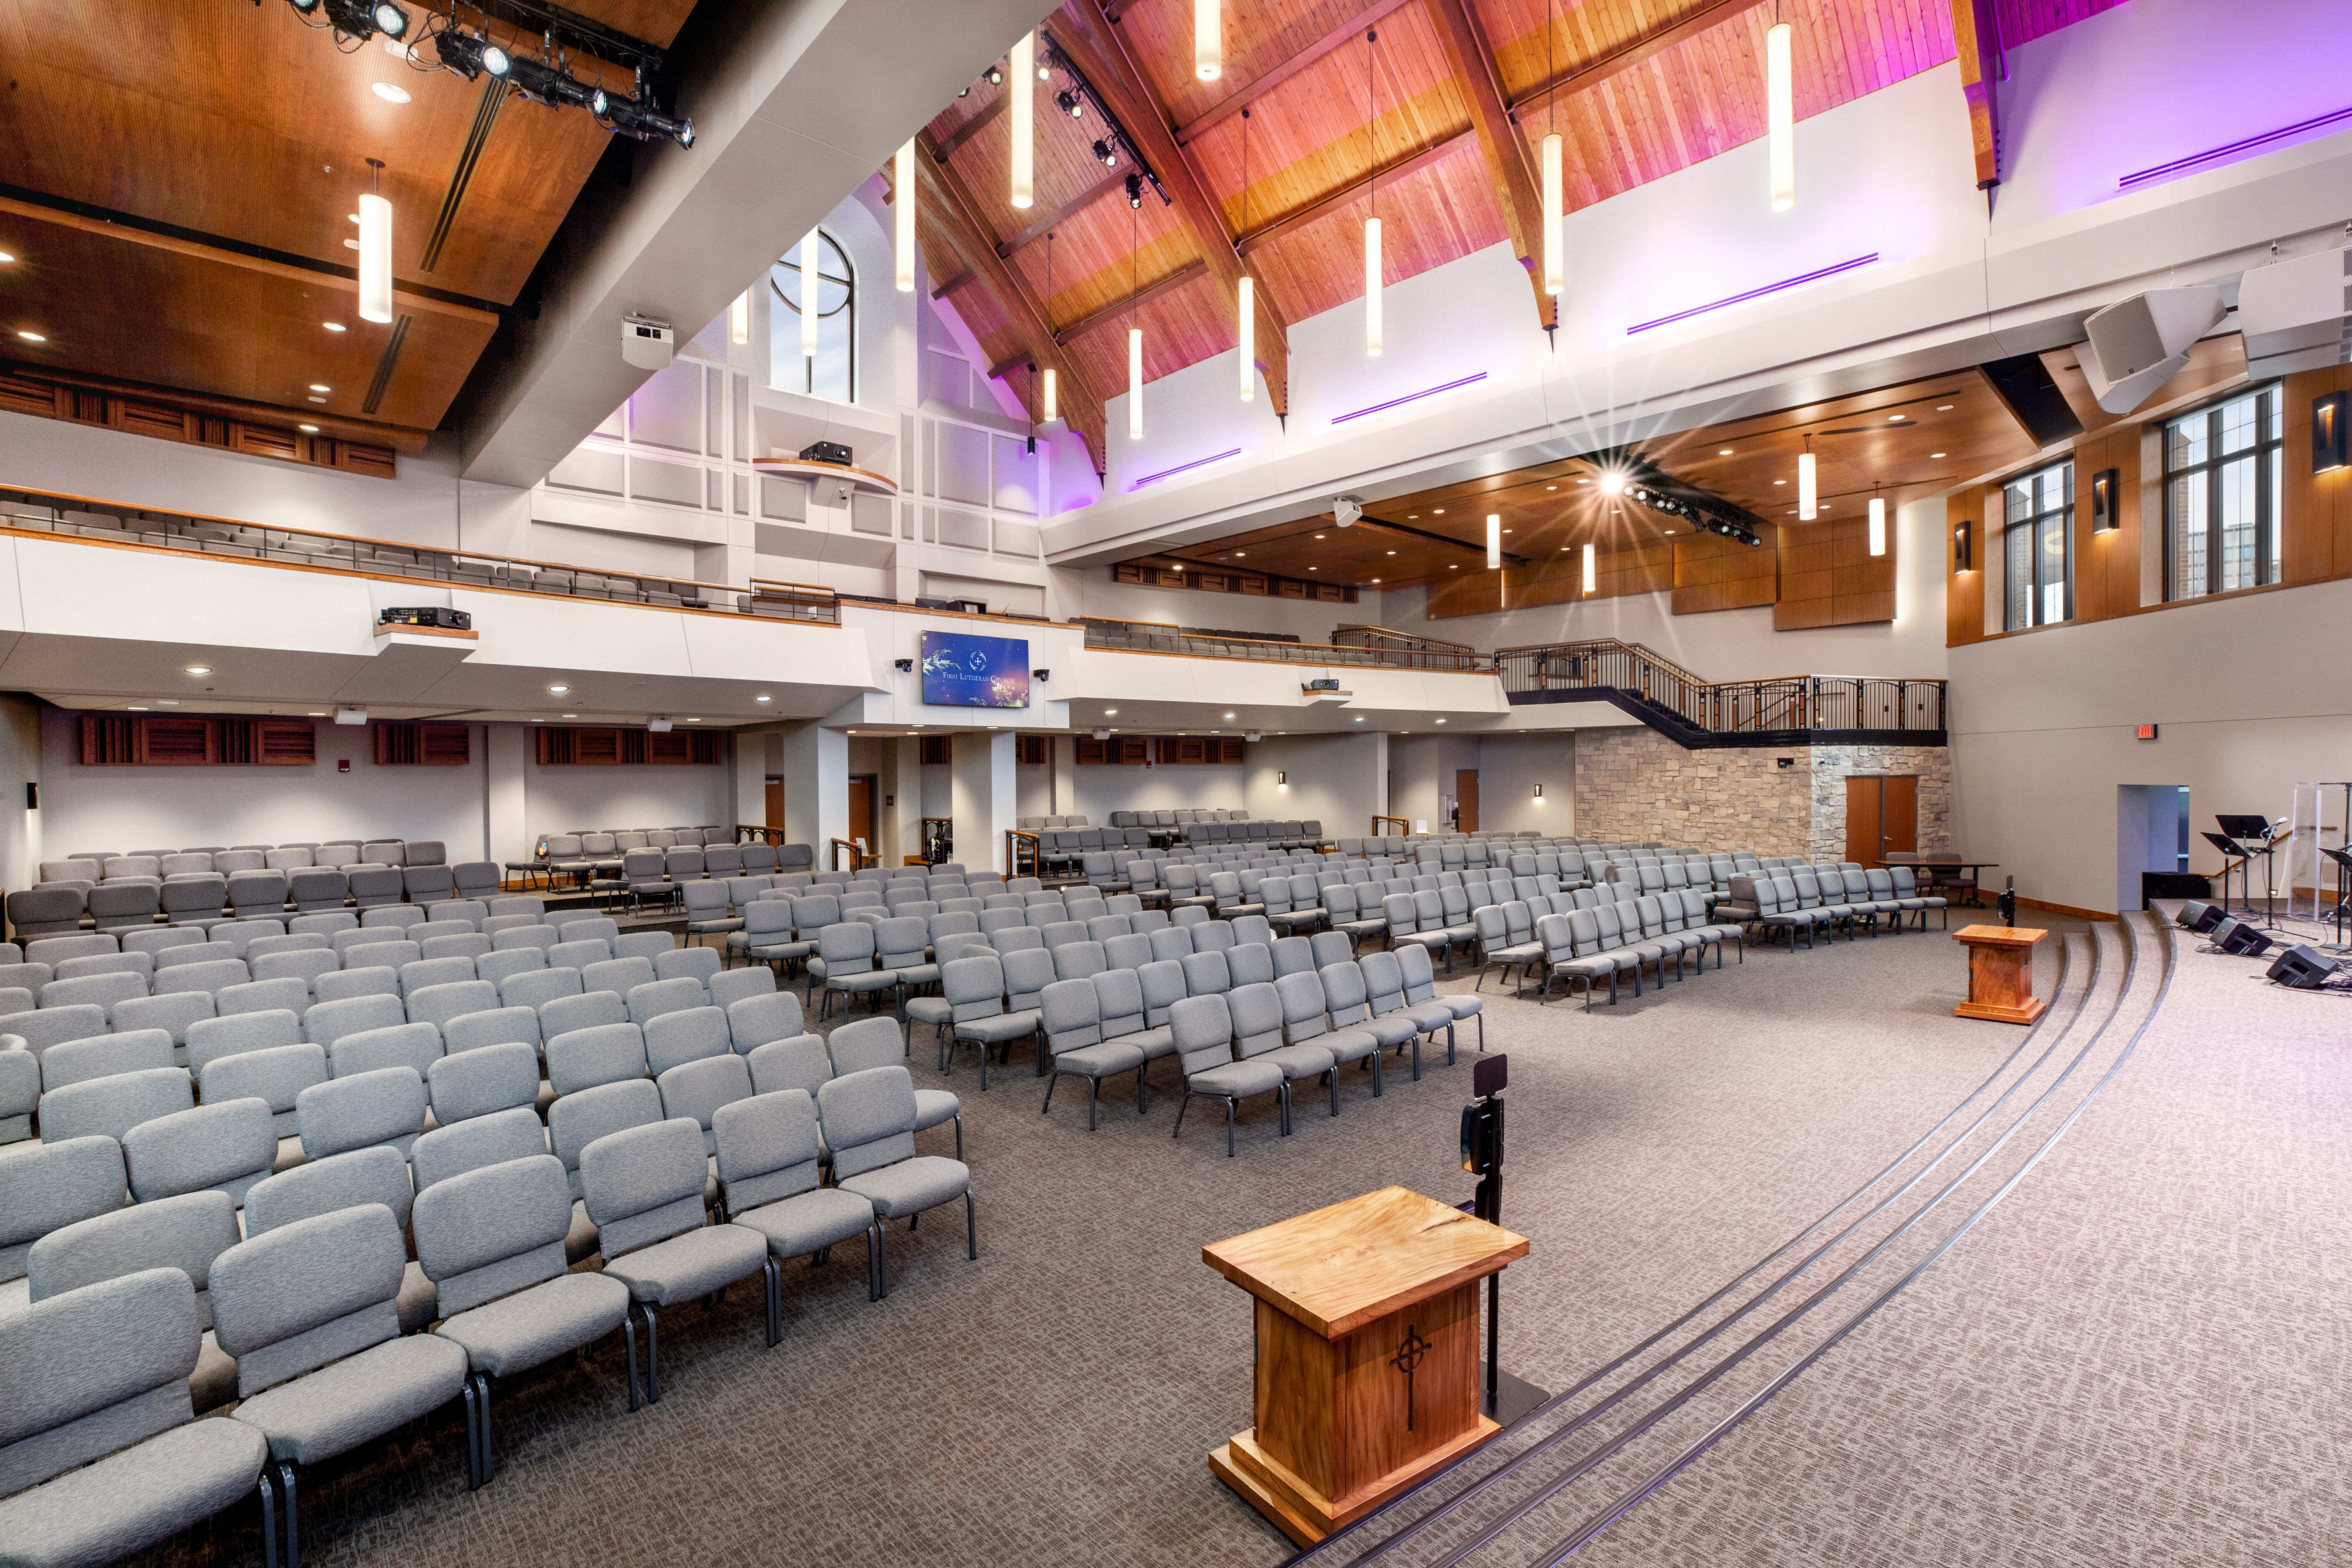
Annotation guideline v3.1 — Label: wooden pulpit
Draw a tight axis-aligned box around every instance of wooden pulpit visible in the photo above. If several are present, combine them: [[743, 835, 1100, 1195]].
[[1203, 1186, 1530, 1546], [1951, 923, 2048, 1024]]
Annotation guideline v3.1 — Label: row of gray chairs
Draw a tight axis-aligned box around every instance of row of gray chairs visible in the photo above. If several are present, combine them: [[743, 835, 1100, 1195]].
[[11, 863, 511, 939]]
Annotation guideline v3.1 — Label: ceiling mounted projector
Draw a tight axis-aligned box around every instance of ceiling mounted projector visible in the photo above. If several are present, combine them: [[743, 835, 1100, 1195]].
[[2075, 286, 2225, 414], [2238, 246, 2352, 379], [648, 716, 673, 732], [334, 706, 368, 726]]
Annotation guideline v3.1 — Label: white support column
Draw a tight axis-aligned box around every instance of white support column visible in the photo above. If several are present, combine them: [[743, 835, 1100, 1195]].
[[1051, 733, 1075, 817], [730, 728, 769, 832], [952, 729, 1017, 873], [485, 723, 529, 870], [0, 695, 44, 897], [1372, 730, 1392, 826], [885, 736, 923, 865], [781, 721, 848, 862]]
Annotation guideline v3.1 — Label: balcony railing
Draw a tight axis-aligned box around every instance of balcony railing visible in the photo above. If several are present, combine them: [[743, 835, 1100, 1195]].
[[1495, 638, 1946, 743], [0, 484, 840, 624], [1077, 617, 1484, 671]]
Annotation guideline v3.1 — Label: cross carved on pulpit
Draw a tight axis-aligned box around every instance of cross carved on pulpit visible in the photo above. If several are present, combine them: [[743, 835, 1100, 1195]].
[[1391, 1324, 1432, 1431]]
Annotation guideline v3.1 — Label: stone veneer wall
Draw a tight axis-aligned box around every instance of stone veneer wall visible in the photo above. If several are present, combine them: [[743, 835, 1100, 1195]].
[[1571, 728, 1951, 859]]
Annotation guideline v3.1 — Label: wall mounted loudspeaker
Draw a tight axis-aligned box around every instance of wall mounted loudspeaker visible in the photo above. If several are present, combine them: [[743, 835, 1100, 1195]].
[[2237, 244, 2352, 380], [622, 315, 674, 371], [2076, 286, 2226, 414], [2267, 945, 2338, 989]]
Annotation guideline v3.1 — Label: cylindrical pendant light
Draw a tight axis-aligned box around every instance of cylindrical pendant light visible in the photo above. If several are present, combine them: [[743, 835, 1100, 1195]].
[[1582, 541, 1596, 595], [1010, 32, 1035, 210], [1869, 487, 1887, 556], [1541, 133, 1565, 297], [1128, 327, 1144, 439], [894, 139, 916, 292], [1042, 368, 1058, 424], [800, 231, 821, 358], [1237, 275, 1255, 402], [358, 159, 392, 324], [1797, 441, 1816, 519], [729, 291, 749, 345], [1364, 217, 1382, 356], [1486, 515, 1502, 570], [1194, 0, 1221, 80], [1766, 21, 1794, 211]]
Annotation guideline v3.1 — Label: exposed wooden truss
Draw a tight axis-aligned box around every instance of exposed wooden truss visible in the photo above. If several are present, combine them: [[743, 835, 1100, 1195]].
[[1427, 0, 1554, 330], [1171, 0, 1426, 145], [1947, 0, 2005, 192]]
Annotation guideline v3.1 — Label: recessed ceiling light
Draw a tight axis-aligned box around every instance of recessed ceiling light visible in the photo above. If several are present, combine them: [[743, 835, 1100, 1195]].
[[1386, 551, 1396, 555], [547, 684, 569, 694], [1223, 712, 1235, 719], [1307, 566, 1318, 570], [1663, 529, 1675, 534], [562, 713, 577, 718], [324, 322, 346, 331], [1354, 716, 1365, 722], [1936, 404, 1953, 411], [348, 214, 360, 224], [1235, 552, 1245, 558], [308, 397, 326, 405], [685, 717, 701, 722], [185, 665, 212, 675], [1720, 449, 1734, 456], [1575, 479, 1589, 486], [298, 423, 319, 432], [1432, 508, 1444, 514], [128, 706, 149, 711], [1104, 708, 1118, 715], [1503, 529, 1512, 534], [1314, 533, 1325, 539], [1408, 514, 1419, 518], [156, 700, 179, 706], [1369, 577, 1380, 583], [1546, 485, 1557, 491], [0, 252, 14, 263], [1774, 480, 1786, 485], [1449, 564, 1458, 569], [371, 81, 411, 103], [308, 711, 326, 717], [1887, 414, 1903, 422], [1435, 717, 1446, 724], [310, 384, 330, 392], [16, 331, 44, 342], [1931, 452, 1946, 458], [754, 695, 772, 703]]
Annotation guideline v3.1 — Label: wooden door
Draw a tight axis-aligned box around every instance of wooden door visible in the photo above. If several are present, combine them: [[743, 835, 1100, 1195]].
[[1845, 776, 1918, 864], [1454, 770, 1480, 834], [762, 779, 782, 829], [848, 774, 877, 854]]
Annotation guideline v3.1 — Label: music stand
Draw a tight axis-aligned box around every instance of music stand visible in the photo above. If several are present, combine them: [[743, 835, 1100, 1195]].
[[2202, 831, 2251, 916], [2324, 846, 2352, 951], [2213, 816, 2285, 929]]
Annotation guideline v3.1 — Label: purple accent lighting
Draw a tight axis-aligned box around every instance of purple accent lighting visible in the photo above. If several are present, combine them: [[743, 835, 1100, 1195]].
[[2118, 105, 2352, 191], [1329, 372, 1488, 426], [1132, 447, 1244, 489], [1625, 253, 1881, 336]]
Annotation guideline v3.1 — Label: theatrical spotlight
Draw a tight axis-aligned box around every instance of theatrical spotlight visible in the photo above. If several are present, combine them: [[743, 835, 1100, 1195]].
[[434, 28, 511, 81], [509, 55, 593, 108], [1125, 172, 1144, 209], [299, 0, 410, 42], [1058, 90, 1084, 119], [593, 86, 695, 148], [1093, 139, 1119, 168]]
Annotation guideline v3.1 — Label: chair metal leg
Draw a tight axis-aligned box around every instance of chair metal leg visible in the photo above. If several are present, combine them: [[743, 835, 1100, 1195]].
[[764, 1255, 782, 1346], [622, 1308, 640, 1410], [1226, 1096, 1237, 1156], [1327, 1068, 1338, 1117], [258, 1467, 279, 1568], [641, 1303, 660, 1403], [460, 1372, 482, 1489], [965, 1189, 978, 1259], [875, 1220, 891, 1298], [1041, 1072, 1058, 1115], [278, 1462, 299, 1568], [475, 1372, 494, 1486], [952, 1112, 963, 1160], [1174, 1088, 1191, 1139], [1088, 1076, 1100, 1130], [1278, 1082, 1293, 1136]]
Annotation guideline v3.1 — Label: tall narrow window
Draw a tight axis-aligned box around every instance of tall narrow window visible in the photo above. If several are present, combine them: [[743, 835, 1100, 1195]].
[[2002, 460, 2072, 631], [770, 231, 855, 403], [2165, 384, 2282, 602]]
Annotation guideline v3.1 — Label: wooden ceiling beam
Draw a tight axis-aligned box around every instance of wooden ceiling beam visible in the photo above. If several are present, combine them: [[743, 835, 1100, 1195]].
[[1051, 259, 1209, 345], [1237, 135, 1471, 256], [1947, 0, 2005, 193], [1426, 0, 1554, 331], [1056, 1, 1293, 415], [1171, 0, 1424, 145], [932, 94, 1009, 162], [997, 168, 1129, 257], [929, 266, 976, 300], [1504, 0, 1764, 118], [914, 128, 1109, 473]]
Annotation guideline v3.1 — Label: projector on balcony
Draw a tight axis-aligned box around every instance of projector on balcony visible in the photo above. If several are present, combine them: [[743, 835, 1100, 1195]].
[[1301, 682, 1352, 705]]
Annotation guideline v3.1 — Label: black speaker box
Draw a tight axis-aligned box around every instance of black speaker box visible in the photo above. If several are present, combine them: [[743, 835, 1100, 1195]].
[[2268, 945, 2337, 989], [2175, 900, 2213, 929], [2190, 902, 2227, 933], [2214, 918, 2273, 956]]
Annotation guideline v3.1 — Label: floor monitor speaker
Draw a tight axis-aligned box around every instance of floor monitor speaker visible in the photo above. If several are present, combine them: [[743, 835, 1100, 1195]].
[[2190, 902, 2227, 933], [2176, 900, 2213, 930], [2267, 945, 2337, 989], [2215, 919, 2273, 957]]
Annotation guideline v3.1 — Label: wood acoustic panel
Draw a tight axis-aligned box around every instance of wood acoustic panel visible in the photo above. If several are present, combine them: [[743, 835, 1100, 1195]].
[[1773, 514, 1894, 629], [1672, 525, 1778, 613], [534, 726, 722, 765], [0, 362, 400, 477], [375, 722, 472, 766], [78, 714, 313, 766]]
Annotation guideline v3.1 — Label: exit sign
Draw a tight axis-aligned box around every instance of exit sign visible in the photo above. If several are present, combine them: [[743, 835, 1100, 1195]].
[[2136, 723, 2159, 740]]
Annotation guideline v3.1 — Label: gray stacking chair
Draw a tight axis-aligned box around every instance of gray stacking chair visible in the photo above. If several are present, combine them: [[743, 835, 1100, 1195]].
[[1, 1134, 129, 1298], [475, 948, 547, 990], [653, 945, 721, 987], [827, 1015, 960, 1155], [1169, 993, 1287, 1157], [1399, 943, 1481, 1048], [643, 1006, 731, 1076], [726, 990, 811, 1054], [37, 1067, 196, 1146], [1277, 970, 1382, 1099], [579, 1117, 776, 1402], [122, 1096, 277, 1206], [304, 991, 406, 1051], [239, 1143, 440, 1338], [713, 1088, 882, 1303], [818, 1065, 975, 1298], [313, 963, 398, 1005], [425, 1040, 539, 1127], [412, 1153, 632, 1479], [295, 1064, 429, 1162], [0, 1268, 268, 1562], [200, 1041, 327, 1147], [407, 979, 499, 1034], [549, 939, 611, 973], [1039, 978, 1146, 1129], [328, 1021, 443, 1088], [546, 1022, 650, 1097], [707, 965, 776, 1012], [615, 931, 676, 963], [210, 1203, 470, 1558], [541, 990, 628, 1045], [655, 1053, 754, 1156], [40, 1029, 174, 1092], [627, 978, 710, 1030], [25, 1189, 244, 1413], [940, 953, 1034, 1088], [1230, 981, 1335, 1123], [0, 1049, 34, 1144]]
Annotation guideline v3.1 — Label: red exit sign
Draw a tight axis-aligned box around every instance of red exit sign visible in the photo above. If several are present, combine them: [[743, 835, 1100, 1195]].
[[2136, 723, 2159, 740]]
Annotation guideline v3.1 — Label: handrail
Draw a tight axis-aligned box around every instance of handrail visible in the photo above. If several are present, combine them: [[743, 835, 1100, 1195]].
[[921, 817, 953, 864], [1371, 815, 1410, 836], [828, 837, 871, 870], [1081, 620, 1484, 672], [1004, 828, 1041, 879], [735, 824, 786, 845], [1494, 637, 1946, 737]]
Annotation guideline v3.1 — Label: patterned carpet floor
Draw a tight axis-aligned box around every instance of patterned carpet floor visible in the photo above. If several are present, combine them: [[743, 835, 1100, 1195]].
[[131, 907, 2352, 1568]]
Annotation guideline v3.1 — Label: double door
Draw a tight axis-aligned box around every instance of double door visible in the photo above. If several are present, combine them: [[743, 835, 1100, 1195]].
[[1845, 776, 1918, 865]]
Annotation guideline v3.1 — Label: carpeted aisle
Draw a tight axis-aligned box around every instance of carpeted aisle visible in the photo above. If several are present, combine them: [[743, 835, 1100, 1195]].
[[134, 917, 2161, 1568]]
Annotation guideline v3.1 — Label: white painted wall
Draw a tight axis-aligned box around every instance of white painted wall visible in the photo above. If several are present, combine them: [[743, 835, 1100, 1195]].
[[1072, 763, 1247, 821], [522, 755, 730, 843], [1469, 733, 1576, 835], [1241, 732, 1387, 839]]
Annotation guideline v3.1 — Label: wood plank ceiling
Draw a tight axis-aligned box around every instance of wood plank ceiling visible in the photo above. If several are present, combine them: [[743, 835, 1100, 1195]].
[[919, 0, 2022, 471], [0, 0, 695, 436]]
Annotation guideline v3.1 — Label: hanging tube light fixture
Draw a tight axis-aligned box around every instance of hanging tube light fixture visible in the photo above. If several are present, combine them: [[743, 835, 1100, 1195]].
[[800, 230, 821, 358], [1582, 541, 1596, 595], [1363, 29, 1382, 357], [1041, 230, 1059, 425], [1541, 0, 1563, 297], [1238, 108, 1254, 402], [1486, 515, 1502, 569], [1010, 31, 1035, 209], [894, 139, 916, 292], [1195, 0, 1221, 80], [1127, 199, 1143, 440], [1766, 20, 1795, 211], [1798, 437, 1817, 519], [357, 159, 392, 324], [729, 290, 749, 344], [1869, 483, 1887, 556]]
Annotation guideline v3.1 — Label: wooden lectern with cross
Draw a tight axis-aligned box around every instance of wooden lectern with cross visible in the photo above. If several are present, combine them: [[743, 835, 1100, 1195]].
[[1202, 1187, 1530, 1545]]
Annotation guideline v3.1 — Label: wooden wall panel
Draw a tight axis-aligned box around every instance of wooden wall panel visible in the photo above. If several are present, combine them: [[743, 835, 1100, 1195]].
[[1774, 515, 1894, 629], [2068, 424, 2142, 624], [76, 714, 313, 766], [2281, 363, 2352, 585], [1672, 528, 1777, 613], [1946, 488, 1987, 647]]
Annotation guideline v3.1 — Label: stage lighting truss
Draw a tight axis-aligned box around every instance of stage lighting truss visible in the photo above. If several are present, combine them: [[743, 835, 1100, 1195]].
[[290, 1, 688, 147], [1038, 33, 1170, 210]]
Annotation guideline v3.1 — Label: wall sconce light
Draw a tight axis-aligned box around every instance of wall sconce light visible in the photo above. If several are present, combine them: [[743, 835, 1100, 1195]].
[[24, 782, 37, 810], [1277, 771, 1288, 787], [894, 659, 913, 672], [1532, 783, 1543, 800], [2090, 468, 2120, 532], [1953, 520, 1972, 571], [2316, 391, 2349, 473]]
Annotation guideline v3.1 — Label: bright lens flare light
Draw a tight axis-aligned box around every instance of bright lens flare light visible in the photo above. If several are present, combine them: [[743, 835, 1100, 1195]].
[[357, 191, 393, 324], [894, 140, 916, 292], [1194, 0, 1221, 79], [1598, 470, 1628, 496], [1237, 274, 1254, 401], [1541, 132, 1565, 296], [1363, 216, 1382, 356], [1009, 32, 1036, 210], [1869, 495, 1887, 556], [1128, 326, 1144, 439], [1486, 514, 1501, 570], [729, 290, 749, 345], [1798, 449, 1817, 519], [1766, 22, 1795, 211], [800, 231, 821, 358]]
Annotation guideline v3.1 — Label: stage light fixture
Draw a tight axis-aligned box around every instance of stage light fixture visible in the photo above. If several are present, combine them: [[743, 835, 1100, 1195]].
[[1124, 172, 1143, 209], [433, 29, 510, 80], [1598, 470, 1627, 496], [987, 64, 1004, 86], [1093, 139, 1119, 168], [592, 86, 694, 147], [1057, 90, 1083, 119], [517, 57, 591, 108]]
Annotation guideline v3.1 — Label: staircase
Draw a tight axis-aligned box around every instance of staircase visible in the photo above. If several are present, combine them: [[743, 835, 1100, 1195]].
[[1494, 639, 1946, 748]]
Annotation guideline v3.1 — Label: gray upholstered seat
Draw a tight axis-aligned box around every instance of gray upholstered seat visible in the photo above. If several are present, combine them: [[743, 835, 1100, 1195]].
[[0, 1269, 267, 1566], [1038, 978, 1146, 1130], [1, 1135, 130, 1286], [25, 1190, 244, 1412], [713, 1087, 880, 1294], [580, 1116, 775, 1402], [1230, 982, 1336, 1120], [820, 1065, 974, 1297], [1168, 993, 1286, 1157]]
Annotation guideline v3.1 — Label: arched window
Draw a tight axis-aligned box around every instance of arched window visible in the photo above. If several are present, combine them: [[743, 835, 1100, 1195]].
[[770, 232, 854, 403]]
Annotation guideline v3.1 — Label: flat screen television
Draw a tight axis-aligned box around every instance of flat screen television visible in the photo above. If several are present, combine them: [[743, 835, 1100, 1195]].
[[920, 630, 1030, 709]]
